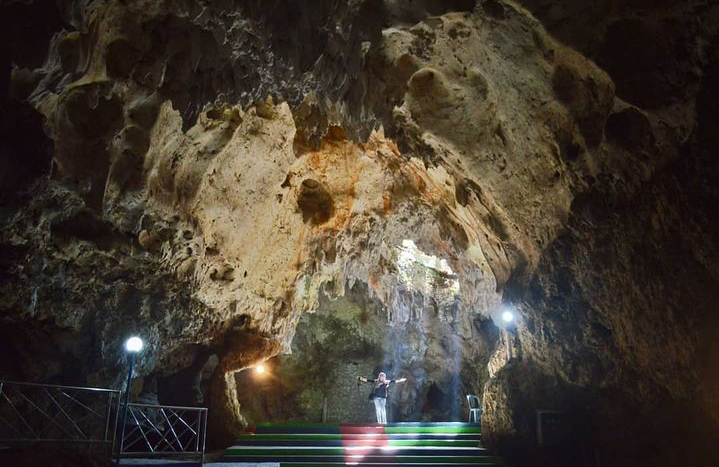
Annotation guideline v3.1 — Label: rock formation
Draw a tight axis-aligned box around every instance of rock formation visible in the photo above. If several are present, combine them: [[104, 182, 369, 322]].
[[0, 0, 717, 465]]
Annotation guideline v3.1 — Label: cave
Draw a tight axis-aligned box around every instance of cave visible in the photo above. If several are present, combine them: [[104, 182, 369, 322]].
[[0, 1, 718, 466]]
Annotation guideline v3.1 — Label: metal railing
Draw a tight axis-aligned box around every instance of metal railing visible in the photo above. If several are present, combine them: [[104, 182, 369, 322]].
[[0, 380, 120, 449], [118, 402, 207, 465], [0, 381, 208, 464]]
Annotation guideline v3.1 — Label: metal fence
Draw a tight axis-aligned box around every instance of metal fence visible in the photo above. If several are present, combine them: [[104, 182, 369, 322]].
[[0, 380, 120, 449], [0, 381, 208, 465], [118, 403, 207, 465]]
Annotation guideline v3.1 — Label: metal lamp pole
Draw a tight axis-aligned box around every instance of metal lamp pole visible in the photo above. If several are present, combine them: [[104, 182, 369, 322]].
[[116, 337, 143, 464]]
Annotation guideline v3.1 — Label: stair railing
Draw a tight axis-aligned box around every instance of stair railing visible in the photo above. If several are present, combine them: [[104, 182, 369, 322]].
[[0, 380, 120, 451], [117, 402, 207, 465]]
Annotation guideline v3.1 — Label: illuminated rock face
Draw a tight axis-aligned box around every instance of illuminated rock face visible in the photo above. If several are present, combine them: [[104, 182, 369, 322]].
[[1, 0, 718, 463]]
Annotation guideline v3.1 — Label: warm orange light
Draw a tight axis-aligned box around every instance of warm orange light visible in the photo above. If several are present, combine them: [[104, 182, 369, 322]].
[[255, 364, 266, 375]]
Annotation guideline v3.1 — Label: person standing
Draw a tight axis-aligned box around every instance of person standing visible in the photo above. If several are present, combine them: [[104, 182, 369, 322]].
[[358, 372, 407, 424]]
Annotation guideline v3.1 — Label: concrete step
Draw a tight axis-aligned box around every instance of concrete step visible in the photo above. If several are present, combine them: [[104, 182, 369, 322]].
[[223, 455, 502, 464], [231, 438, 482, 447], [222, 422, 502, 466], [236, 433, 482, 441], [253, 423, 482, 435], [226, 446, 489, 456]]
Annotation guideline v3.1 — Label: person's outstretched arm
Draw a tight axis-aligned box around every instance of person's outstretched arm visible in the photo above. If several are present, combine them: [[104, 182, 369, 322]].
[[393, 377, 407, 383], [358, 376, 374, 383]]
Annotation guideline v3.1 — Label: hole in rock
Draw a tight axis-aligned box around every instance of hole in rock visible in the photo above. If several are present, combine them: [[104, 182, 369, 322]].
[[297, 178, 334, 225], [205, 107, 224, 120], [482, 0, 508, 19], [397, 239, 460, 296], [562, 142, 581, 160], [106, 38, 140, 78], [50, 210, 127, 251], [232, 314, 251, 330], [606, 107, 655, 150]]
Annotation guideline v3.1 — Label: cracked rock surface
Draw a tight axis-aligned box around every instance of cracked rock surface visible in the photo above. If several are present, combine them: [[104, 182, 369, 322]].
[[1, 0, 718, 464]]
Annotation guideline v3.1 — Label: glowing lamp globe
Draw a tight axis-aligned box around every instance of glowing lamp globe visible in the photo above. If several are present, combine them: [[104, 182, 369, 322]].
[[125, 336, 144, 353], [255, 364, 266, 375], [502, 311, 514, 323]]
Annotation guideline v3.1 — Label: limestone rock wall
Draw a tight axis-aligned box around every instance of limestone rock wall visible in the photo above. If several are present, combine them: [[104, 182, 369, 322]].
[[234, 281, 500, 426], [1, 0, 718, 464]]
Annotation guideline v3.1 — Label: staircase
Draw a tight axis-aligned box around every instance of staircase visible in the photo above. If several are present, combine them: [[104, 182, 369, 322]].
[[223, 422, 504, 466]]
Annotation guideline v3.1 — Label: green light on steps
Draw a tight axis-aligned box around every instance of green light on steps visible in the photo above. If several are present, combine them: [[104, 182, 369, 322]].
[[385, 426, 481, 434]]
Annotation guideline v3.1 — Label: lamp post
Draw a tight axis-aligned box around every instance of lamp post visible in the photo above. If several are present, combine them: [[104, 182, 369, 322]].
[[116, 336, 143, 464]]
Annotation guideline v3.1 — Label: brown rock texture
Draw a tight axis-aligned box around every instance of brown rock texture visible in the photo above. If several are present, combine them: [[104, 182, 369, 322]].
[[1, 0, 717, 464]]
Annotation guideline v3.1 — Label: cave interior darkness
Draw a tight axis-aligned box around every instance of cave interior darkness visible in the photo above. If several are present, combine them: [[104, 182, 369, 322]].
[[1, 1, 719, 466]]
